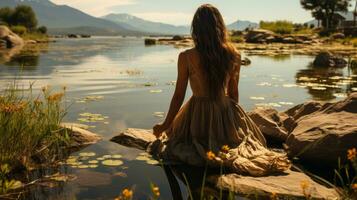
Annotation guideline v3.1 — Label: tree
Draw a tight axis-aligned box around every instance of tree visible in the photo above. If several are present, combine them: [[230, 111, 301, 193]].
[[301, 0, 351, 29], [0, 7, 14, 25], [37, 26, 47, 34], [10, 5, 38, 30]]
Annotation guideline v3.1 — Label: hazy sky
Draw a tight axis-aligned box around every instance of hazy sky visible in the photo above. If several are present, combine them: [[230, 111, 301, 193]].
[[51, 0, 356, 25]]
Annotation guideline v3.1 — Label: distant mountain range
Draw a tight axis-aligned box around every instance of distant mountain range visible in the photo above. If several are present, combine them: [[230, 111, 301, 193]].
[[0, 0, 142, 35], [101, 13, 190, 35], [0, 0, 259, 36], [227, 20, 259, 31]]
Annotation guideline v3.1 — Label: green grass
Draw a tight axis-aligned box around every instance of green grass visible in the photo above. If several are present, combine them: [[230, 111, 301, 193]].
[[260, 20, 294, 35], [0, 83, 69, 171], [21, 32, 49, 41]]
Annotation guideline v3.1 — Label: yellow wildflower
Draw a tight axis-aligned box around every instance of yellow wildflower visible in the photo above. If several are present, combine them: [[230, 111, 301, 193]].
[[0, 102, 27, 113], [221, 145, 230, 153], [352, 183, 357, 191], [206, 151, 216, 160], [121, 188, 133, 200], [47, 92, 64, 102], [300, 180, 310, 191], [347, 148, 356, 161], [270, 192, 277, 200], [152, 185, 160, 198]]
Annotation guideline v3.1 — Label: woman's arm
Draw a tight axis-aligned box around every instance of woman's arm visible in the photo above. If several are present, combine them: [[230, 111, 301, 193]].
[[153, 52, 189, 137], [227, 57, 241, 103]]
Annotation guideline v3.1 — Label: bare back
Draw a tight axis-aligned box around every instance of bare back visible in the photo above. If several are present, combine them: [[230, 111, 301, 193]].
[[183, 48, 241, 98]]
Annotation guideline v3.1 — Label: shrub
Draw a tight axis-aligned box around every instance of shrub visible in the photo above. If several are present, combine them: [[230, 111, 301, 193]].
[[230, 35, 244, 43], [260, 20, 293, 35], [0, 84, 69, 169], [37, 26, 47, 34], [10, 25, 27, 35]]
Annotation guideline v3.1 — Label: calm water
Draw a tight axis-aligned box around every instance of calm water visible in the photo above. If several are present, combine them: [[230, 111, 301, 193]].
[[0, 37, 356, 199]]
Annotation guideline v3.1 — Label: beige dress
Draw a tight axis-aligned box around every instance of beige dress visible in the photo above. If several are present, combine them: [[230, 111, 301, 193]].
[[151, 50, 290, 177]]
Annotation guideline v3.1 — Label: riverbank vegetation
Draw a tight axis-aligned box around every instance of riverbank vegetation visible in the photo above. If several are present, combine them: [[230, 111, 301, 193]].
[[0, 84, 68, 177], [0, 5, 48, 41]]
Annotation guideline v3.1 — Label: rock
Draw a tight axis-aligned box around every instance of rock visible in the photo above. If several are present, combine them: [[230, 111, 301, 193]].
[[172, 35, 184, 41], [80, 34, 91, 38], [313, 51, 347, 67], [285, 93, 357, 166], [145, 38, 157, 45], [0, 25, 24, 48], [241, 57, 251, 66], [61, 123, 102, 148], [26, 40, 37, 44], [111, 129, 339, 199], [282, 37, 297, 44], [248, 108, 289, 143], [331, 33, 345, 39], [208, 170, 339, 199], [110, 128, 156, 150], [245, 29, 275, 43], [67, 34, 78, 38]]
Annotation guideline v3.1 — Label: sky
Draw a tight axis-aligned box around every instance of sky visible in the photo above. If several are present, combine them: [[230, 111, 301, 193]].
[[51, 0, 356, 25]]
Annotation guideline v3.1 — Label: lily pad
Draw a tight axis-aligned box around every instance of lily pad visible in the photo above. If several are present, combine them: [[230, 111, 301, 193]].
[[102, 160, 124, 166], [88, 160, 99, 164], [112, 154, 123, 159], [136, 156, 151, 161], [150, 89, 162, 93], [79, 152, 96, 157], [146, 160, 160, 165]]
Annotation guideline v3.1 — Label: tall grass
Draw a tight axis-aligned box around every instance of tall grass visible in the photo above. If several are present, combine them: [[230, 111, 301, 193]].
[[0, 83, 69, 170], [260, 20, 294, 35]]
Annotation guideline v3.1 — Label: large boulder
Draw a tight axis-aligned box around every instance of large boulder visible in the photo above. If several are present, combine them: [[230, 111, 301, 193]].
[[313, 51, 347, 68], [285, 93, 357, 165], [110, 129, 339, 199], [0, 25, 24, 48]]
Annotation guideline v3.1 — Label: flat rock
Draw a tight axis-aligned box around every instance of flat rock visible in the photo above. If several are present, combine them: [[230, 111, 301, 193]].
[[208, 170, 339, 199], [110, 128, 156, 150], [110, 128, 339, 199], [61, 123, 102, 148]]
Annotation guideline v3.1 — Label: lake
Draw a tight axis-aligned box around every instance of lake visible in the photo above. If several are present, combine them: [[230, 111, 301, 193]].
[[0, 37, 356, 199]]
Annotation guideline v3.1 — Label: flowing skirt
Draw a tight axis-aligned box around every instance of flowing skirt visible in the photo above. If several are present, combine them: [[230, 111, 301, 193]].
[[150, 96, 290, 176]]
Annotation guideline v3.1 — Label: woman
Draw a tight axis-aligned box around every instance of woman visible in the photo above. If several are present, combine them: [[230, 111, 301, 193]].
[[152, 4, 290, 176]]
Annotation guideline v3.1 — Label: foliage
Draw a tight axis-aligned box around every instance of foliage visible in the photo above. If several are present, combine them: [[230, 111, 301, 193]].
[[300, 0, 351, 30], [10, 25, 27, 35], [0, 5, 42, 32], [37, 26, 47, 34], [230, 35, 244, 43], [260, 20, 294, 34], [0, 83, 69, 170], [0, 7, 13, 25], [10, 5, 38, 30], [333, 148, 357, 199], [0, 164, 22, 195]]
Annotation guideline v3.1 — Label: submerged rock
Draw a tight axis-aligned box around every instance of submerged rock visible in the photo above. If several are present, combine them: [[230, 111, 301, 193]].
[[313, 51, 347, 67], [145, 38, 157, 45]]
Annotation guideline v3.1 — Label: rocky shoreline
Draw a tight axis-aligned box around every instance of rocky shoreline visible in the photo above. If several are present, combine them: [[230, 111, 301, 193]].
[[110, 93, 357, 199]]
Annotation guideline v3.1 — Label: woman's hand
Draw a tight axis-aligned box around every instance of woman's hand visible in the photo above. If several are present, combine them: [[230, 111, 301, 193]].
[[153, 123, 168, 138]]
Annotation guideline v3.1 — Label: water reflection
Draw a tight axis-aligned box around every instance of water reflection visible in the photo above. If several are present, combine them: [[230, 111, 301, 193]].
[[295, 64, 357, 101]]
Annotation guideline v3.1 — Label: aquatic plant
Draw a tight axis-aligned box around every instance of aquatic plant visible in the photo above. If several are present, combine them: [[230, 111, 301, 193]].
[[0, 83, 69, 172]]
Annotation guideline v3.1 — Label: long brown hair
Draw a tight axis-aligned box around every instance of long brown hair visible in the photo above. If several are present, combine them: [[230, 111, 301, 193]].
[[191, 4, 239, 98]]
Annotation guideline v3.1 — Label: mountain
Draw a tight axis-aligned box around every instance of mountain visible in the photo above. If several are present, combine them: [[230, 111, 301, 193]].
[[102, 13, 190, 35], [0, 0, 143, 35], [227, 20, 259, 31]]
